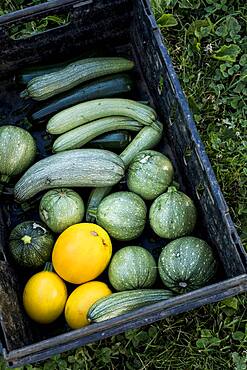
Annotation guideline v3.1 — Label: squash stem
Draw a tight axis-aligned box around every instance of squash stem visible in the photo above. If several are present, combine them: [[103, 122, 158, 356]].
[[21, 235, 32, 244], [21, 202, 34, 212], [20, 89, 29, 99], [44, 262, 53, 272], [0, 175, 10, 184], [86, 208, 97, 222], [167, 186, 178, 193], [178, 282, 187, 288]]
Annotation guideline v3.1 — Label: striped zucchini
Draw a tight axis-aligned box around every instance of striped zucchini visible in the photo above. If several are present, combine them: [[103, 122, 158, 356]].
[[47, 99, 157, 135], [14, 149, 125, 202], [31, 74, 133, 123], [87, 289, 174, 323], [85, 122, 163, 222], [52, 117, 143, 152], [20, 57, 134, 101]]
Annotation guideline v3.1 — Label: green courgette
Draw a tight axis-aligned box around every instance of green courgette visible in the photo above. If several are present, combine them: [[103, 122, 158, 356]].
[[21, 57, 134, 101], [17, 64, 66, 85], [52, 117, 142, 152], [14, 149, 125, 202], [87, 289, 174, 322], [85, 122, 163, 222], [86, 131, 132, 150], [47, 98, 157, 135], [30, 74, 133, 123], [17, 52, 98, 85]]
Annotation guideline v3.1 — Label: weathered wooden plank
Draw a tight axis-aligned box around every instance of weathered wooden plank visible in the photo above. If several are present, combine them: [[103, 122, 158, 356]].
[[0, 261, 34, 352]]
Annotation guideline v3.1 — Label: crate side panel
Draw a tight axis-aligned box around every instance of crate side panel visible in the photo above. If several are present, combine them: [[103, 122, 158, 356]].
[[0, 0, 132, 77], [131, 0, 246, 276]]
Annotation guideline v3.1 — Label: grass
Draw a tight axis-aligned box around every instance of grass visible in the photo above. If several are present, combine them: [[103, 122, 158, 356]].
[[0, 0, 247, 369]]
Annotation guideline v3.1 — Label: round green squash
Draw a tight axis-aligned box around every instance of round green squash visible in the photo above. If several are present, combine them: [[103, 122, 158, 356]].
[[158, 236, 217, 293], [39, 188, 85, 233], [127, 150, 174, 200], [0, 125, 36, 184], [149, 186, 197, 239], [108, 246, 157, 291], [96, 191, 147, 241], [9, 221, 54, 268]]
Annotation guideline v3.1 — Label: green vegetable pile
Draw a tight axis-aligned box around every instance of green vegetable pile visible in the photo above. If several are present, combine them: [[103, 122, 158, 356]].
[[0, 0, 246, 368], [0, 53, 218, 329]]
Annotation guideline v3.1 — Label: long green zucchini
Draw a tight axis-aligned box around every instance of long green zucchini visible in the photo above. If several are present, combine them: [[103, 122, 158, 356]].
[[17, 64, 67, 85], [14, 149, 125, 202], [17, 52, 98, 85], [86, 131, 132, 150], [52, 117, 143, 152], [47, 99, 157, 135], [85, 122, 163, 222], [86, 187, 112, 222], [120, 121, 163, 164], [30, 74, 133, 123], [20, 57, 134, 101], [87, 289, 174, 323]]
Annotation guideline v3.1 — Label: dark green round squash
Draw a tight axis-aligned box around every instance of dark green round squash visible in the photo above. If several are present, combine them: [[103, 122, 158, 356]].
[[127, 150, 174, 200], [39, 188, 85, 233], [9, 221, 54, 268], [158, 236, 217, 293], [96, 191, 147, 241], [108, 246, 157, 291], [149, 186, 197, 239], [0, 125, 36, 184]]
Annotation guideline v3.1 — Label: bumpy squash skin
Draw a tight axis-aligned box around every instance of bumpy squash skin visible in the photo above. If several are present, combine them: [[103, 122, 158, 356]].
[[108, 246, 157, 291], [149, 187, 197, 239], [96, 191, 147, 241], [127, 150, 174, 200], [9, 221, 54, 268], [0, 126, 36, 183], [39, 188, 85, 233], [158, 236, 217, 294]]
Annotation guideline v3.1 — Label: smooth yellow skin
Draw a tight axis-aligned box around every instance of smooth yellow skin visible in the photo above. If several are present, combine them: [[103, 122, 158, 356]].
[[23, 271, 67, 324], [52, 223, 112, 284], [65, 281, 112, 329]]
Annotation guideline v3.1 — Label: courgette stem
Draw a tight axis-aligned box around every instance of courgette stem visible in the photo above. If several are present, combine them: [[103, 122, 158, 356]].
[[0, 175, 10, 183], [20, 90, 29, 99], [44, 262, 53, 272], [85, 122, 163, 223]]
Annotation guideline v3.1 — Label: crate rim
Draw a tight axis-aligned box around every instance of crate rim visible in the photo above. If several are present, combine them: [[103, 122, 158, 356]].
[[3, 274, 247, 366], [0, 0, 247, 366]]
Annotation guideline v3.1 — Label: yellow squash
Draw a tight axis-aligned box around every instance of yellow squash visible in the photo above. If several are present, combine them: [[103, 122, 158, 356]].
[[65, 281, 112, 329], [23, 270, 67, 324], [52, 223, 112, 284]]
